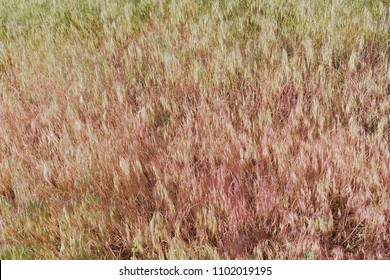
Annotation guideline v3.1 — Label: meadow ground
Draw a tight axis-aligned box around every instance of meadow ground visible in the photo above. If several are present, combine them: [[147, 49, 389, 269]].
[[0, 0, 389, 259]]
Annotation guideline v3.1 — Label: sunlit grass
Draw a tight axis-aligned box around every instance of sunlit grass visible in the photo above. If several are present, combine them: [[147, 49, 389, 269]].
[[0, 0, 389, 259]]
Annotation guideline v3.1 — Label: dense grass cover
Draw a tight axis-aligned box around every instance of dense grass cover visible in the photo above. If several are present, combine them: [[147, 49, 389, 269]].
[[0, 0, 389, 259]]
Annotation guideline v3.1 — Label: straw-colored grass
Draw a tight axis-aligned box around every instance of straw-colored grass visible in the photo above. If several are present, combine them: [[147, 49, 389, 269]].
[[0, 0, 389, 259]]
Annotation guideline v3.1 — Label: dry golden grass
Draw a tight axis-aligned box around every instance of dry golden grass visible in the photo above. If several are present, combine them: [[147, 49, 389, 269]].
[[0, 0, 389, 259]]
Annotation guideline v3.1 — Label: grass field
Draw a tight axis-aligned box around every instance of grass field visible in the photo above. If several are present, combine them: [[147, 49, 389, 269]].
[[0, 0, 389, 259]]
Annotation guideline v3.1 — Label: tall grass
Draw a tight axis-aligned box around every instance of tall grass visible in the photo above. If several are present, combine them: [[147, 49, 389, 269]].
[[0, 0, 389, 259]]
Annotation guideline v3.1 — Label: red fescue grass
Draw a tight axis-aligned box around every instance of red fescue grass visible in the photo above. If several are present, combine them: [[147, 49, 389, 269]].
[[0, 0, 389, 259]]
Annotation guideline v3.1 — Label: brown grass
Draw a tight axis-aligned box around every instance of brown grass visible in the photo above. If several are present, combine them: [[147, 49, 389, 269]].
[[0, 0, 389, 259]]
